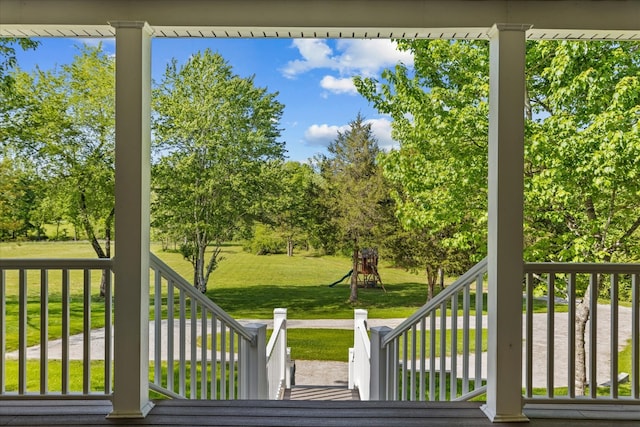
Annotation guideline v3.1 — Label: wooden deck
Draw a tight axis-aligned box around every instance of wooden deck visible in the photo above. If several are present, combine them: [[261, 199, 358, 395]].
[[1, 400, 640, 426]]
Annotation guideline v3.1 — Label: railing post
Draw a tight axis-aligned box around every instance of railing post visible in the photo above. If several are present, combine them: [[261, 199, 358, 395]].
[[274, 308, 287, 390], [350, 309, 368, 390], [242, 323, 267, 399], [370, 326, 391, 400]]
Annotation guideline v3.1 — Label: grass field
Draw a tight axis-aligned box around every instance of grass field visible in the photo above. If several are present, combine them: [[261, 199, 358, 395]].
[[0, 240, 440, 321], [0, 240, 442, 355]]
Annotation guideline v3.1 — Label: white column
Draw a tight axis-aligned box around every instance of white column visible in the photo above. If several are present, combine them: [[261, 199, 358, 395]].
[[108, 21, 154, 419], [481, 23, 530, 423]]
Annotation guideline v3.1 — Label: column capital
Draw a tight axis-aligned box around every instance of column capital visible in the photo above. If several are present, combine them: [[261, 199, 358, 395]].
[[109, 21, 154, 35], [488, 23, 532, 38]]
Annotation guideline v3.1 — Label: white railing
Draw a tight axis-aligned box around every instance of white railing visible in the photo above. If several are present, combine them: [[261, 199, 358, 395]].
[[523, 262, 640, 404], [370, 258, 488, 401], [1, 254, 281, 401], [0, 258, 114, 398], [266, 308, 290, 400], [349, 309, 370, 400], [149, 253, 268, 400]]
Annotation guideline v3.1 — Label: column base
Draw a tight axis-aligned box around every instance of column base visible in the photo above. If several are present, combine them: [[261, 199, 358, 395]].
[[107, 400, 155, 419], [481, 403, 529, 423]]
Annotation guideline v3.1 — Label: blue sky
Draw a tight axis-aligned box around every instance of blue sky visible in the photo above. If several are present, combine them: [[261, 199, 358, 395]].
[[14, 37, 414, 162]]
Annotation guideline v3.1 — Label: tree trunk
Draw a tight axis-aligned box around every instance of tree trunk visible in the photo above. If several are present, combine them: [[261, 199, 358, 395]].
[[438, 267, 445, 291], [575, 273, 605, 396], [287, 237, 294, 257], [195, 243, 207, 293], [425, 265, 438, 302], [575, 289, 591, 396], [99, 208, 114, 297], [349, 240, 359, 303]]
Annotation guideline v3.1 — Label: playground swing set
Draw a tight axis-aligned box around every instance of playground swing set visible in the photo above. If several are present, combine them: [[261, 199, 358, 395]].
[[329, 247, 386, 292]]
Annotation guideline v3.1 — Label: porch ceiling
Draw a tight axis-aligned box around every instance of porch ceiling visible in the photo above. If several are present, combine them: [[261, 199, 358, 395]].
[[0, 0, 638, 40]]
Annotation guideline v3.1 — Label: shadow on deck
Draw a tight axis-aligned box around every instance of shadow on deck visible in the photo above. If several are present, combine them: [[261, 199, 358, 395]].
[[284, 385, 360, 401]]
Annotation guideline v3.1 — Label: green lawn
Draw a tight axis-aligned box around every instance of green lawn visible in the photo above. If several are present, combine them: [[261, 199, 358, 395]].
[[0, 241, 439, 353], [155, 243, 438, 319]]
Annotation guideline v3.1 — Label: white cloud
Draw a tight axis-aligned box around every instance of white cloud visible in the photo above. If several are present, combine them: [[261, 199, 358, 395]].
[[282, 39, 413, 79], [281, 39, 337, 78], [303, 117, 397, 150], [334, 39, 413, 77], [320, 76, 357, 95], [304, 123, 349, 147], [366, 117, 397, 151]]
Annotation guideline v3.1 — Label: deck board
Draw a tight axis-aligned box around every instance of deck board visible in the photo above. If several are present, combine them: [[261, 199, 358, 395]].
[[1, 400, 640, 426]]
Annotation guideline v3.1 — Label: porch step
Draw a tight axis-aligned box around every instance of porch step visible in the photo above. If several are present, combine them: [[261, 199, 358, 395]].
[[284, 385, 360, 401]]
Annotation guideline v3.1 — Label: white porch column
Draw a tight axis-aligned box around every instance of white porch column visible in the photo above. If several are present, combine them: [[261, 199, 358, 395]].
[[481, 23, 530, 423], [108, 21, 154, 419]]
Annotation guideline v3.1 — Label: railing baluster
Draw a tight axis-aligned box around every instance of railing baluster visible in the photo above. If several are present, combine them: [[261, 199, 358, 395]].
[[0, 269, 5, 394], [62, 269, 70, 395], [201, 308, 208, 399], [179, 289, 186, 397], [567, 273, 576, 398], [385, 343, 392, 400], [229, 331, 235, 399], [167, 280, 175, 393], [475, 273, 483, 389], [439, 301, 446, 401], [154, 268, 162, 386], [221, 322, 227, 400], [450, 294, 458, 399], [83, 269, 91, 394], [410, 325, 416, 401], [633, 273, 639, 399], [401, 331, 407, 400], [429, 313, 436, 401], [190, 298, 198, 399], [419, 317, 426, 401], [18, 269, 26, 395], [462, 283, 470, 395], [393, 339, 399, 400], [547, 273, 555, 397], [589, 273, 598, 398], [211, 314, 218, 399], [40, 269, 49, 394], [104, 268, 113, 395], [610, 274, 619, 399], [526, 272, 534, 398]]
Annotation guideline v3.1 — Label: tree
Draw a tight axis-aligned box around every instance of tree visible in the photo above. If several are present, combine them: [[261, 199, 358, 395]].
[[3, 44, 115, 295], [152, 50, 285, 293], [355, 39, 490, 290], [357, 39, 640, 394], [263, 161, 317, 256], [316, 113, 388, 302], [524, 40, 640, 395], [0, 38, 39, 92]]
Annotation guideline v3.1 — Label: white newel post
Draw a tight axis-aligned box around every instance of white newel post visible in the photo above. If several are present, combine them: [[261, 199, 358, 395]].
[[108, 21, 154, 419], [482, 23, 530, 423], [350, 309, 368, 391], [370, 326, 391, 400], [243, 323, 268, 399], [274, 308, 288, 388]]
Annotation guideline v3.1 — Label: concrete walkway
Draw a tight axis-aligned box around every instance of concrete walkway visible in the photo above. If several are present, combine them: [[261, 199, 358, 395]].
[[8, 305, 633, 390]]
